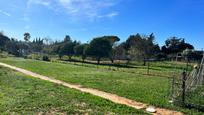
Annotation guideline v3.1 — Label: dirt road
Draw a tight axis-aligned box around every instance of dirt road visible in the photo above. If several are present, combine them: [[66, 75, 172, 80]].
[[0, 62, 183, 115]]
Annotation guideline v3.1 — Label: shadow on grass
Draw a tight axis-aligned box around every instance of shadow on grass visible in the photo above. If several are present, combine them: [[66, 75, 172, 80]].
[[52, 59, 172, 78], [60, 59, 137, 69], [184, 103, 204, 112]]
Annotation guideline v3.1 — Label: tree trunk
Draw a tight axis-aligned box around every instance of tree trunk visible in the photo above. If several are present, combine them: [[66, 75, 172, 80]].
[[111, 59, 114, 63], [143, 58, 146, 66], [59, 55, 62, 60], [109, 57, 114, 64], [69, 55, 72, 60], [126, 59, 130, 67], [82, 59, 84, 66], [82, 55, 86, 63], [97, 57, 100, 65]]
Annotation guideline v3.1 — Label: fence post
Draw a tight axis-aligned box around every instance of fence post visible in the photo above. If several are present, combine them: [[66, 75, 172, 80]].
[[182, 71, 187, 105]]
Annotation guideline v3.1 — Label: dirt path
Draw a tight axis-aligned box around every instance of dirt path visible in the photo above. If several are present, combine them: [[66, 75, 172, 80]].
[[0, 62, 183, 115]]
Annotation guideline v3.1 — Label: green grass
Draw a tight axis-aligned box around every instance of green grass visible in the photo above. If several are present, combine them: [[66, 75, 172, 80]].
[[0, 57, 202, 114], [0, 66, 147, 114], [0, 58, 171, 106], [186, 86, 204, 106]]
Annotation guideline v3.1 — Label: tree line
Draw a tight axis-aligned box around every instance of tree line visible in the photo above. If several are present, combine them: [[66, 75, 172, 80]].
[[0, 31, 202, 65]]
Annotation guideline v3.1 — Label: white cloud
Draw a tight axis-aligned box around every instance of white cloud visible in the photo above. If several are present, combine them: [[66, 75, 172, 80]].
[[24, 0, 51, 24], [0, 10, 11, 17], [26, 0, 120, 21], [27, 0, 52, 9], [57, 0, 119, 21], [106, 12, 119, 18], [59, 0, 71, 4], [98, 12, 119, 18]]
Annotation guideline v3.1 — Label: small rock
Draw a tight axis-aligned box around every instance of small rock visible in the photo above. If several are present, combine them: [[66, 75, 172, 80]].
[[146, 106, 157, 113], [169, 100, 173, 103]]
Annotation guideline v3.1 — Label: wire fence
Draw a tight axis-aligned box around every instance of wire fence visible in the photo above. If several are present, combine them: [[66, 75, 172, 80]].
[[170, 54, 204, 111]]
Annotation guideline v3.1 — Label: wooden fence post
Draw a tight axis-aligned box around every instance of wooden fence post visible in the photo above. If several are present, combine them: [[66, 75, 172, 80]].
[[182, 71, 187, 105]]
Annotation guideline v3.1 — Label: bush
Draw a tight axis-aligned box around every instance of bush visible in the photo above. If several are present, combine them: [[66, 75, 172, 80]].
[[42, 55, 50, 61], [24, 56, 28, 59], [27, 54, 41, 60], [0, 52, 8, 58]]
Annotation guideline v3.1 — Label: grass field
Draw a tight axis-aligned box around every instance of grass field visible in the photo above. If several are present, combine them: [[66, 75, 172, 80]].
[[0, 57, 202, 114], [186, 86, 204, 106], [0, 66, 148, 114]]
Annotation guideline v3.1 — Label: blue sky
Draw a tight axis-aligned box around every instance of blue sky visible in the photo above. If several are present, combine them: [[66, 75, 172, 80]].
[[0, 0, 203, 49]]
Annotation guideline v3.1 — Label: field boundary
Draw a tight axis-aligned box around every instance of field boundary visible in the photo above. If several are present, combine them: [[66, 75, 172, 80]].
[[0, 62, 183, 115]]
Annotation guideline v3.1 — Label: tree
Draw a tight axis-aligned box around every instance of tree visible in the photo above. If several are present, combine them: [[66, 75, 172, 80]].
[[64, 35, 71, 42], [18, 41, 30, 56], [162, 37, 194, 55], [102, 36, 120, 46], [112, 43, 126, 60], [0, 32, 10, 51], [125, 33, 159, 65], [31, 38, 44, 53], [87, 37, 112, 64], [48, 41, 64, 59], [6, 39, 21, 56], [24, 32, 31, 42], [182, 49, 203, 61], [43, 37, 52, 45], [59, 40, 78, 60], [74, 44, 88, 62], [100, 36, 120, 63], [50, 36, 78, 59]]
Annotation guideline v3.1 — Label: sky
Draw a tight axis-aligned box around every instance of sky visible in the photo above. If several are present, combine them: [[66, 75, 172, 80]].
[[0, 0, 203, 49]]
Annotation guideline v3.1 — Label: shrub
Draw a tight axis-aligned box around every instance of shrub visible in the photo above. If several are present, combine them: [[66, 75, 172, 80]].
[[0, 52, 8, 58], [42, 55, 50, 61], [27, 54, 41, 60], [24, 56, 28, 59]]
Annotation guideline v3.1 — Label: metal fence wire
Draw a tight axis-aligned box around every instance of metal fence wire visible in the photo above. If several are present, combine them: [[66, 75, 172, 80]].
[[170, 54, 204, 111]]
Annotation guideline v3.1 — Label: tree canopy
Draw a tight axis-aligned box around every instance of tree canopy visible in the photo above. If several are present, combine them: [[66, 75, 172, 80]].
[[87, 37, 112, 64], [0, 32, 10, 51], [24, 32, 31, 42], [124, 33, 160, 65], [0, 31, 200, 64], [162, 37, 194, 55]]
